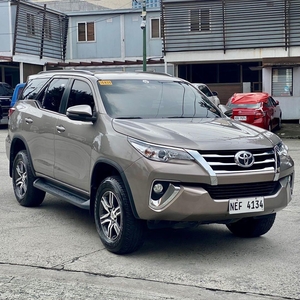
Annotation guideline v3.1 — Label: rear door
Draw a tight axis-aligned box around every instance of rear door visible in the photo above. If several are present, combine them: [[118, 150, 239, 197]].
[[21, 77, 69, 177]]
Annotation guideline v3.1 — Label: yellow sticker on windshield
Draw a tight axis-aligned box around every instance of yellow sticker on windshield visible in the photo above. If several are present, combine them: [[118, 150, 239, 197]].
[[99, 80, 112, 85]]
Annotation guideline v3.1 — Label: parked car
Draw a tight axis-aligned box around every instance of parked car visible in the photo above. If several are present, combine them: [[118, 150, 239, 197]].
[[192, 83, 220, 106], [0, 82, 14, 124], [6, 70, 294, 254], [226, 92, 282, 131]]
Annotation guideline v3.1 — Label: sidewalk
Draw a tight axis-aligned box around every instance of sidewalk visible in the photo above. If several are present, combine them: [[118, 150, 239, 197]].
[[276, 121, 300, 139]]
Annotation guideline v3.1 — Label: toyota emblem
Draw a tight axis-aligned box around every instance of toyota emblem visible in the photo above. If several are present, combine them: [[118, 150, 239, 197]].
[[234, 151, 255, 168]]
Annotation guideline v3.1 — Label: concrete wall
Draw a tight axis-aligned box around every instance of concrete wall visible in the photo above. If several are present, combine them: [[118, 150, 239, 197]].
[[0, 1, 12, 54]]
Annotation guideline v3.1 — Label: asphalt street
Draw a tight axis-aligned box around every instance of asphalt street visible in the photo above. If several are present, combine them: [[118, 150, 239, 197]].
[[0, 126, 299, 300]]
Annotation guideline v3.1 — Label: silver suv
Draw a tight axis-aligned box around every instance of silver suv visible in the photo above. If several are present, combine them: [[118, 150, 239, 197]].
[[6, 70, 294, 254]]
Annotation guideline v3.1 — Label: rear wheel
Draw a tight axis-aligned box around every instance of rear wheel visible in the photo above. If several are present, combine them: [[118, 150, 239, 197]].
[[277, 115, 282, 130], [226, 213, 276, 237], [12, 150, 46, 207], [268, 122, 272, 132], [94, 176, 145, 254]]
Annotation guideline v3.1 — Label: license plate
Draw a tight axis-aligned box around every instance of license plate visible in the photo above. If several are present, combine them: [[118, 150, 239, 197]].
[[234, 116, 247, 121], [229, 197, 264, 214]]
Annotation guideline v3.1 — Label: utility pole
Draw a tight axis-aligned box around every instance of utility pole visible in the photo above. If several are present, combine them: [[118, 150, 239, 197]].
[[137, 0, 147, 71]]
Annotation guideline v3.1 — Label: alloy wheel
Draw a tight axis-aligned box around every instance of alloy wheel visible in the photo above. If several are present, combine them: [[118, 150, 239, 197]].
[[99, 191, 122, 241], [14, 161, 28, 198]]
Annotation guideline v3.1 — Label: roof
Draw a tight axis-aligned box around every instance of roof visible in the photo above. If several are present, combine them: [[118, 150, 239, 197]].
[[32, 69, 176, 81], [231, 92, 270, 104]]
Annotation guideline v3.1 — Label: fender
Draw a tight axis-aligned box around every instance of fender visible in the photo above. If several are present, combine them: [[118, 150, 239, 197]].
[[91, 157, 139, 219]]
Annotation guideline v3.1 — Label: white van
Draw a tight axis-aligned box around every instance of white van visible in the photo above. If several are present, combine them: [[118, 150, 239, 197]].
[[192, 83, 220, 106]]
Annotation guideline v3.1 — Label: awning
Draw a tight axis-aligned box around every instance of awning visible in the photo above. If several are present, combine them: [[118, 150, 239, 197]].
[[0, 56, 13, 62], [262, 57, 300, 67]]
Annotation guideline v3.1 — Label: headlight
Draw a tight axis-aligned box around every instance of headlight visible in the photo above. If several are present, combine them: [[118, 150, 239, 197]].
[[275, 142, 289, 156], [128, 138, 194, 162]]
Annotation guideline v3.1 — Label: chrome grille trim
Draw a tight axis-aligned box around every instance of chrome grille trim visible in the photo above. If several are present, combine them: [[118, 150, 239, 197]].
[[187, 150, 218, 186], [188, 148, 278, 180]]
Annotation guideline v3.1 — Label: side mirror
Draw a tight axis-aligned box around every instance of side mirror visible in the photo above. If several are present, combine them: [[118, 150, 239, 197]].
[[212, 91, 218, 96], [66, 104, 97, 122]]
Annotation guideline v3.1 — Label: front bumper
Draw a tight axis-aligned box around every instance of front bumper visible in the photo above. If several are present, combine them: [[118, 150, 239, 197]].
[[143, 174, 293, 222], [125, 156, 294, 223]]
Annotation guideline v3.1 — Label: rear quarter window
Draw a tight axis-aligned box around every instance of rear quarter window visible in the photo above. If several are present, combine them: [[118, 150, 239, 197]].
[[22, 78, 50, 100]]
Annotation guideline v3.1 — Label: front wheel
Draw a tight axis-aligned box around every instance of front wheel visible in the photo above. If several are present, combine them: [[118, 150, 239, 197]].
[[226, 213, 276, 237], [94, 176, 145, 254], [12, 150, 46, 207]]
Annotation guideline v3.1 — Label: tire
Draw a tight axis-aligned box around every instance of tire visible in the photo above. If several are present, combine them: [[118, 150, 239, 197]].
[[268, 122, 272, 132], [94, 176, 145, 254], [12, 150, 46, 207], [277, 116, 282, 130], [226, 213, 276, 238]]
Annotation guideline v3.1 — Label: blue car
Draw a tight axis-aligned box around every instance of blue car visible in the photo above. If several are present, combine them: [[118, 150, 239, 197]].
[[10, 82, 25, 107]]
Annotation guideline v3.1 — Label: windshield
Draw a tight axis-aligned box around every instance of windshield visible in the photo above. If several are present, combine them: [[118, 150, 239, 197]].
[[0, 83, 14, 96], [98, 79, 222, 119]]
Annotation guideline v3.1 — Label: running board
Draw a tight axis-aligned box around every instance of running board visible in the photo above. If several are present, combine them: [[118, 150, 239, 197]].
[[33, 178, 90, 210]]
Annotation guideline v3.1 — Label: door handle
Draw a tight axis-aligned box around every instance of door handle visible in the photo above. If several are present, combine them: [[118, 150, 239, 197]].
[[56, 125, 65, 133], [25, 118, 33, 124]]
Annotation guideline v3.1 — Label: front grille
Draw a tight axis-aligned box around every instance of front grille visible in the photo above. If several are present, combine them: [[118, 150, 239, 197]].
[[199, 148, 276, 173], [198, 181, 280, 200]]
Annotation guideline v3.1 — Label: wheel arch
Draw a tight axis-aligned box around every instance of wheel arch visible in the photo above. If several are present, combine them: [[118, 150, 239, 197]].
[[9, 136, 35, 178], [90, 158, 139, 219]]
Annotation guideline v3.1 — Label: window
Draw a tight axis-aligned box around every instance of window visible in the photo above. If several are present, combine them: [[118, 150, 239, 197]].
[[27, 14, 35, 35], [78, 22, 95, 42], [44, 19, 52, 39], [272, 68, 293, 96], [190, 9, 210, 32], [200, 9, 210, 31], [151, 18, 160, 39], [190, 9, 199, 31], [0, 83, 14, 96], [42, 79, 68, 112], [23, 78, 50, 100], [67, 80, 95, 111]]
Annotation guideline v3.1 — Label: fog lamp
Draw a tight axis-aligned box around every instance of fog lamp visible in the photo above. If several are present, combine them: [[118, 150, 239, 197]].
[[153, 183, 164, 194]]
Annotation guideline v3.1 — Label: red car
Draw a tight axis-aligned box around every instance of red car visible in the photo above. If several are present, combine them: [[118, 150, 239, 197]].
[[227, 92, 282, 131]]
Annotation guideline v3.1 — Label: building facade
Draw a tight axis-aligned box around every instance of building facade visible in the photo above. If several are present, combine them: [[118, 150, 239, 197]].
[[1, 0, 300, 120], [161, 0, 300, 119], [0, 0, 68, 86]]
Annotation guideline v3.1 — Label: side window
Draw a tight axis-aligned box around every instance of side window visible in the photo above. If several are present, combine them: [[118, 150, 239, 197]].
[[66, 80, 95, 111], [42, 79, 68, 113]]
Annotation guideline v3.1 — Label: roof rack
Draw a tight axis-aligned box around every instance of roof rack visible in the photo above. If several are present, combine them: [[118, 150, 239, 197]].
[[38, 69, 95, 75]]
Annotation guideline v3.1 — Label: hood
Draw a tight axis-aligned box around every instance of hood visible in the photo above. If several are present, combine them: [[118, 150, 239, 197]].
[[112, 118, 280, 151]]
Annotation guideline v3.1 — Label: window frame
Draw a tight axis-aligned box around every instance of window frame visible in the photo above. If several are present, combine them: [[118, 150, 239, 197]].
[[44, 18, 52, 40], [189, 8, 211, 32], [272, 67, 293, 97], [150, 18, 161, 39], [26, 13, 35, 36], [77, 21, 95, 42]]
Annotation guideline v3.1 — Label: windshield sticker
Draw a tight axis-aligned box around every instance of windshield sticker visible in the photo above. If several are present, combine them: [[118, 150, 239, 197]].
[[99, 80, 112, 85]]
